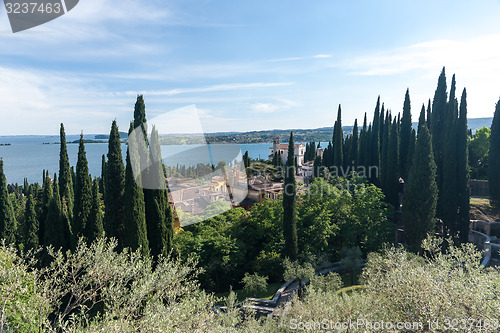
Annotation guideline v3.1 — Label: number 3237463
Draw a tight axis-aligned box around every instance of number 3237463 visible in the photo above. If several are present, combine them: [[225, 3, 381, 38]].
[[5, 2, 62, 14]]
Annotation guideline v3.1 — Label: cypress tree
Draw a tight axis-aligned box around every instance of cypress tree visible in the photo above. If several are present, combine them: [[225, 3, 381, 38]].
[[100, 154, 106, 195], [58, 123, 74, 220], [86, 178, 104, 243], [403, 124, 438, 251], [44, 175, 70, 250], [350, 119, 359, 168], [457, 88, 470, 243], [283, 132, 298, 260], [370, 97, 381, 184], [310, 141, 316, 163], [400, 88, 412, 178], [426, 99, 432, 131], [489, 98, 500, 207], [379, 104, 385, 153], [431, 68, 448, 218], [406, 129, 416, 175], [38, 172, 52, 246], [386, 119, 400, 208], [145, 126, 173, 258], [381, 113, 391, 195], [358, 113, 368, 168], [365, 125, 372, 173], [123, 125, 149, 257], [0, 160, 16, 244], [104, 120, 126, 249], [23, 192, 38, 250], [441, 75, 458, 236], [418, 104, 426, 129], [133, 95, 148, 141], [333, 105, 343, 170], [73, 133, 92, 244]]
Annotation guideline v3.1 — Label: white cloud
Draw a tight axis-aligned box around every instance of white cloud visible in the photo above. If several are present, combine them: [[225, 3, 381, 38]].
[[251, 103, 280, 113], [340, 33, 500, 118], [124, 82, 294, 96]]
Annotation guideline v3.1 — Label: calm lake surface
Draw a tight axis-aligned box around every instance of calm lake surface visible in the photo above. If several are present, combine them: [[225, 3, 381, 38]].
[[0, 135, 278, 184]]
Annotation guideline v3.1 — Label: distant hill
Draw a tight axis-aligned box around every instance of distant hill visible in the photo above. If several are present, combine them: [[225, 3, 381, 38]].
[[86, 117, 493, 145], [94, 132, 128, 140], [467, 117, 493, 131]]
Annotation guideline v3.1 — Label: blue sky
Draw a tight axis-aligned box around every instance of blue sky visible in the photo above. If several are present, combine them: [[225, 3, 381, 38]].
[[1, 0, 500, 135]]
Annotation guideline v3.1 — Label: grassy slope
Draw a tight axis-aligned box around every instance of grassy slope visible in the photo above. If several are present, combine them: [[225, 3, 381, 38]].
[[470, 197, 500, 222]]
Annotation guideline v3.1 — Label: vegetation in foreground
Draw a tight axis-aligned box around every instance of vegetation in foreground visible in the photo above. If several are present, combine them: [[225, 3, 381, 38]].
[[1, 237, 499, 332]]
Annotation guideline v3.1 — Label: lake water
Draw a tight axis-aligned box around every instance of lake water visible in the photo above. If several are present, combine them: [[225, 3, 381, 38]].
[[0, 135, 278, 184]]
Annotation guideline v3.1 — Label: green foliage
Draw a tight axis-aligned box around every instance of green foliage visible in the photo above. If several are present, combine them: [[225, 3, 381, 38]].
[[469, 126, 490, 179], [104, 120, 125, 249], [385, 119, 400, 208], [72, 133, 92, 244], [145, 126, 173, 259], [333, 105, 343, 169], [241, 272, 268, 297], [441, 74, 458, 236], [456, 88, 470, 242], [123, 146, 149, 257], [58, 123, 74, 222], [283, 132, 298, 260], [44, 176, 71, 251], [0, 244, 44, 332], [489, 99, 500, 206], [308, 271, 343, 293], [403, 125, 438, 251], [400, 88, 412, 178], [86, 178, 104, 243], [0, 160, 16, 245], [340, 246, 363, 285], [431, 67, 447, 218], [23, 193, 38, 250], [283, 257, 315, 298], [37, 172, 52, 247], [369, 97, 381, 184], [350, 119, 359, 167]]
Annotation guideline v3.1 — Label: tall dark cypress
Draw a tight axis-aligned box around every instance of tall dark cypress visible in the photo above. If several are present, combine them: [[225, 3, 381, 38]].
[[104, 120, 126, 249], [283, 132, 298, 260], [400, 88, 412, 179], [418, 104, 426, 129], [457, 88, 470, 243], [133, 95, 148, 141], [58, 123, 74, 220], [379, 104, 385, 153], [124, 124, 149, 257], [145, 126, 173, 258], [407, 129, 416, 175], [38, 172, 52, 246], [333, 105, 343, 170], [23, 192, 38, 250], [441, 75, 458, 236], [44, 175, 71, 250], [100, 154, 106, 195], [86, 178, 104, 243], [403, 124, 438, 251], [386, 119, 400, 208], [358, 113, 368, 168], [350, 119, 359, 168], [381, 113, 391, 195], [489, 98, 500, 207], [0, 160, 16, 244], [73, 134, 92, 244], [426, 99, 432, 131], [431, 68, 448, 218], [370, 97, 381, 184]]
